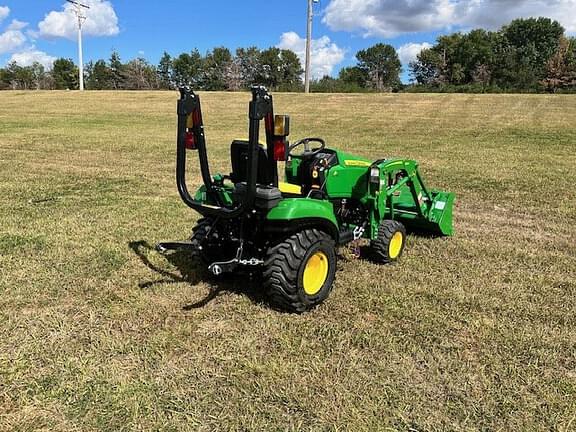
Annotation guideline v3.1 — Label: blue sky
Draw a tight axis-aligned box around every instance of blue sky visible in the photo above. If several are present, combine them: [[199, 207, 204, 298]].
[[1, 0, 575, 82]]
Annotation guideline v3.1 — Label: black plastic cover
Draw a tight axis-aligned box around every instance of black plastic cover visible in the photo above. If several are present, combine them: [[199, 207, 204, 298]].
[[233, 183, 282, 210]]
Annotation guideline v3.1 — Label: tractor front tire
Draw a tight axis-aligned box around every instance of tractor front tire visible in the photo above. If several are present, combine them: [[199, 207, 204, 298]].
[[264, 229, 337, 313], [370, 220, 406, 264]]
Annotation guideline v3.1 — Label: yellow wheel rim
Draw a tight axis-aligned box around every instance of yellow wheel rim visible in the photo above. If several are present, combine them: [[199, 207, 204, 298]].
[[389, 232, 404, 259], [303, 251, 329, 296]]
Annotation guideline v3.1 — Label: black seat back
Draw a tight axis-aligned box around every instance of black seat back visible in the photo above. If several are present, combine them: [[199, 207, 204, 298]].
[[230, 140, 271, 185]]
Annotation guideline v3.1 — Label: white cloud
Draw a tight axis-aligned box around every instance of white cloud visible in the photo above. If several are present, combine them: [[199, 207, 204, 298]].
[[9, 50, 56, 69], [0, 5, 9, 24], [0, 9, 56, 68], [323, 0, 576, 37], [7, 19, 27, 31], [278, 31, 346, 79], [323, 0, 455, 38], [37, 0, 119, 40], [9, 49, 57, 69], [457, 0, 576, 33], [0, 24, 26, 54], [398, 42, 433, 66]]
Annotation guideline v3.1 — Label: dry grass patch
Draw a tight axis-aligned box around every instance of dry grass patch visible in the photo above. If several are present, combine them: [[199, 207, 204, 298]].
[[0, 91, 575, 431]]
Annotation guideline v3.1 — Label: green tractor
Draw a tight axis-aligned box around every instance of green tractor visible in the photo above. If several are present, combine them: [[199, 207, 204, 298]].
[[157, 86, 454, 312]]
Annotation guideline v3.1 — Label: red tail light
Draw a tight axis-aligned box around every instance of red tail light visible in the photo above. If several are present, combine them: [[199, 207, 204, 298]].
[[184, 131, 196, 150], [273, 138, 286, 161], [192, 109, 202, 126]]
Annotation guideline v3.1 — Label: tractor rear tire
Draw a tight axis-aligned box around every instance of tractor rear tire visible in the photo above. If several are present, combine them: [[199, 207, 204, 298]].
[[264, 229, 337, 313], [370, 220, 406, 264], [190, 218, 217, 264]]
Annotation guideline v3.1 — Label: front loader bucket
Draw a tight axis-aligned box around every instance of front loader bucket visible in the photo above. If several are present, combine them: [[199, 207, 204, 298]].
[[396, 190, 455, 236], [426, 190, 455, 236]]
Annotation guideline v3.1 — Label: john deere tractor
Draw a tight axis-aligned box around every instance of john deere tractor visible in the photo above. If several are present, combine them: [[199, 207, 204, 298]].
[[157, 86, 454, 312]]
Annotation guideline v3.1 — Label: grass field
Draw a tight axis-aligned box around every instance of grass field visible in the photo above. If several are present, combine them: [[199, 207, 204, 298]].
[[1, 90, 575, 431]]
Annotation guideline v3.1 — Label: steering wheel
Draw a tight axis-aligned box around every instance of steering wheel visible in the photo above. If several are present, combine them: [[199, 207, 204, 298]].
[[288, 138, 326, 158]]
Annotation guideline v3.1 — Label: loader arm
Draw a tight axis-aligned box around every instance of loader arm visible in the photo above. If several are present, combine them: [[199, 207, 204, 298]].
[[371, 159, 454, 237]]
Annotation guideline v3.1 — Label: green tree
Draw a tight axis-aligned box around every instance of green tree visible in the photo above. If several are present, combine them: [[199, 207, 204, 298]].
[[2, 62, 18, 89], [256, 47, 283, 89], [23, 62, 46, 90], [3, 63, 35, 89], [432, 33, 463, 84], [309, 75, 353, 93], [256, 47, 303, 90], [450, 63, 465, 84], [495, 17, 564, 88], [503, 18, 564, 71], [203, 47, 233, 90], [52, 58, 78, 90], [471, 63, 492, 88], [356, 43, 402, 91], [0, 67, 8, 89], [172, 49, 203, 87], [410, 49, 443, 85], [408, 17, 565, 90], [456, 29, 497, 82], [339, 66, 369, 88], [236, 47, 261, 88], [568, 37, 576, 68], [86, 60, 112, 90], [109, 51, 127, 90], [278, 49, 303, 89], [310, 75, 345, 93], [157, 52, 173, 89]]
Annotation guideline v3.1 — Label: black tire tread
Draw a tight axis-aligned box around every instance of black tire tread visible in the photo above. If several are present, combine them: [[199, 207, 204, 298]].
[[190, 218, 214, 262], [370, 220, 406, 264], [264, 229, 334, 313]]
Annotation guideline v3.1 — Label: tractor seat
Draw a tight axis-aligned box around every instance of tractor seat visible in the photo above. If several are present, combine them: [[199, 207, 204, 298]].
[[230, 139, 303, 196], [230, 140, 271, 185]]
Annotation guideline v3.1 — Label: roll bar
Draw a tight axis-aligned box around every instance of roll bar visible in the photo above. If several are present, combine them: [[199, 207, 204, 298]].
[[175, 86, 277, 219]]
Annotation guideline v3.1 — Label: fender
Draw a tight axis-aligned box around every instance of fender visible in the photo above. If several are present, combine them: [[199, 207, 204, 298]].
[[266, 198, 339, 240]]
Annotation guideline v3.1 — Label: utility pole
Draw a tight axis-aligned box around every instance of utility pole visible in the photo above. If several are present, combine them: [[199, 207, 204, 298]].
[[304, 0, 318, 93], [66, 0, 90, 91]]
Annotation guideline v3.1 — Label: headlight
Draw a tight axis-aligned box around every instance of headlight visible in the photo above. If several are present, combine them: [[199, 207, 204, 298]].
[[370, 167, 380, 185]]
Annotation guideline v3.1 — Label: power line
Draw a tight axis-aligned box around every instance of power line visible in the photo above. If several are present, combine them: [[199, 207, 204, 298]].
[[66, 0, 90, 91]]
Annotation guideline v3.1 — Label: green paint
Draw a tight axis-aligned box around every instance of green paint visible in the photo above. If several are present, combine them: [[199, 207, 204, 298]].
[[200, 147, 454, 241], [267, 198, 339, 229]]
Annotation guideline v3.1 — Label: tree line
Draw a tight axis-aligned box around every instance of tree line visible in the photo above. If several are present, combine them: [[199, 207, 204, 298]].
[[409, 17, 576, 93], [1, 17, 575, 93], [0, 42, 401, 92], [0, 46, 305, 91]]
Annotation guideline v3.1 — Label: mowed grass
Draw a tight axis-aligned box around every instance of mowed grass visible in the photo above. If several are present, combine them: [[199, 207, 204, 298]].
[[0, 90, 575, 431]]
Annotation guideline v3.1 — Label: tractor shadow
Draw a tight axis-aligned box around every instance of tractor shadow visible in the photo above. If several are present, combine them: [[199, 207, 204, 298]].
[[128, 241, 266, 311]]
